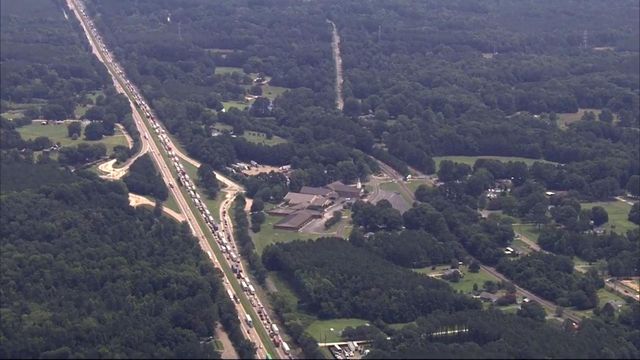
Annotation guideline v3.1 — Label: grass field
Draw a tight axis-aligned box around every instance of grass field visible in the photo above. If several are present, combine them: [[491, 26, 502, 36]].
[[414, 265, 500, 294], [406, 178, 433, 193], [513, 224, 541, 242], [306, 319, 370, 343], [380, 181, 413, 202], [557, 108, 617, 130], [242, 131, 287, 146], [17, 122, 128, 154], [261, 83, 288, 101], [434, 156, 554, 170], [74, 91, 104, 118], [215, 66, 244, 75], [222, 100, 251, 111], [251, 210, 321, 254], [582, 201, 635, 234]]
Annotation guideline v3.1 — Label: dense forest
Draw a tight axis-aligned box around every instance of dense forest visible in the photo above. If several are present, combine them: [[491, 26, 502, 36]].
[[262, 238, 480, 323], [0, 153, 257, 358], [0, 0, 138, 164]]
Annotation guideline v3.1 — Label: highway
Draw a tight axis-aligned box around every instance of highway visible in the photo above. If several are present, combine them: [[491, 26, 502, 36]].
[[67, 0, 288, 358]]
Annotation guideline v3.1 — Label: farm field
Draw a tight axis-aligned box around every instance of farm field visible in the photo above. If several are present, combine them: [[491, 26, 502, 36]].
[[17, 121, 128, 154], [582, 201, 635, 234], [434, 156, 554, 170]]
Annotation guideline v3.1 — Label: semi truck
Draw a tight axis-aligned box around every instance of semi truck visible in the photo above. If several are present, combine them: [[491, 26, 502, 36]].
[[245, 314, 253, 327]]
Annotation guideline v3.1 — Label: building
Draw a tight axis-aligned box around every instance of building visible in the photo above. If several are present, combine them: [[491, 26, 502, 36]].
[[326, 181, 362, 199], [478, 292, 500, 303], [299, 186, 337, 198], [273, 210, 322, 230]]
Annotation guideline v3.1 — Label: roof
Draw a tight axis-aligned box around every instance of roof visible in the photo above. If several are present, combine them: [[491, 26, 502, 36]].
[[274, 210, 321, 229], [284, 192, 317, 205], [479, 292, 500, 302], [326, 181, 360, 195], [387, 193, 411, 214], [300, 186, 332, 196]]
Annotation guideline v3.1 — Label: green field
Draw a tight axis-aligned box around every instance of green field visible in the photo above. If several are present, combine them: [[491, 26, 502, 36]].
[[434, 156, 554, 170], [215, 66, 244, 75], [222, 100, 251, 111], [242, 131, 287, 146], [406, 178, 433, 193], [74, 91, 104, 118], [379, 181, 413, 202], [582, 201, 636, 234], [414, 265, 500, 294], [513, 224, 541, 242], [261, 83, 288, 101], [251, 210, 321, 254], [306, 318, 370, 343], [557, 108, 617, 130], [17, 121, 128, 154]]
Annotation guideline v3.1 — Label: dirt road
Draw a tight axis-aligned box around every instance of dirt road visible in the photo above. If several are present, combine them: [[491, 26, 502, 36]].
[[328, 19, 344, 111], [128, 193, 185, 221]]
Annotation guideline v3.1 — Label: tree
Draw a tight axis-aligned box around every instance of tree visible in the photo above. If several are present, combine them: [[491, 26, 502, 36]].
[[469, 261, 480, 273], [626, 175, 640, 197], [343, 98, 361, 117], [598, 109, 614, 123], [590, 206, 609, 227], [249, 85, 263, 96], [517, 301, 546, 321], [84, 122, 104, 140], [250, 199, 264, 213], [197, 164, 219, 199], [555, 306, 564, 317], [629, 203, 640, 225], [67, 122, 82, 138], [249, 97, 271, 117]]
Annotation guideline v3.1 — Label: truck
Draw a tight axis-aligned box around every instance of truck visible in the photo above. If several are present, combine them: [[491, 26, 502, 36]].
[[282, 342, 290, 355], [227, 289, 234, 301], [245, 314, 253, 327], [248, 284, 256, 295], [271, 324, 279, 335], [241, 280, 248, 290], [230, 253, 238, 262]]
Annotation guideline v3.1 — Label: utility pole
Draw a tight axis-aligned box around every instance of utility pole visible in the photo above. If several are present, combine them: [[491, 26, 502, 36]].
[[582, 29, 588, 49]]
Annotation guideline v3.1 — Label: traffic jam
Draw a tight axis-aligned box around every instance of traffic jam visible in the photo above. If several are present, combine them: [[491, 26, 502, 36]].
[[75, 2, 291, 356]]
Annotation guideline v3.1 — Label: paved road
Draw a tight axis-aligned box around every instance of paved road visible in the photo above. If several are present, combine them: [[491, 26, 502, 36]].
[[128, 193, 185, 221], [67, 1, 281, 357]]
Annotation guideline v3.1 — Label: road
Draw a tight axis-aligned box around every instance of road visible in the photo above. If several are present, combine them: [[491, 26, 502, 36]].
[[327, 19, 344, 111], [67, 1, 285, 358], [128, 193, 185, 222]]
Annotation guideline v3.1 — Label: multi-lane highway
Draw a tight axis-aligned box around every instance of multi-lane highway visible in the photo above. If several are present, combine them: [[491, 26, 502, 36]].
[[67, 0, 290, 358]]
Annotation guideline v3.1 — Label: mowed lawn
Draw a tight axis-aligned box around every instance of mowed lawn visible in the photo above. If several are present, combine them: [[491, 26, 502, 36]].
[[306, 318, 370, 343], [513, 224, 542, 242], [17, 122, 128, 154], [242, 131, 287, 146], [414, 265, 500, 294], [582, 201, 636, 234], [434, 156, 555, 170], [251, 207, 321, 254]]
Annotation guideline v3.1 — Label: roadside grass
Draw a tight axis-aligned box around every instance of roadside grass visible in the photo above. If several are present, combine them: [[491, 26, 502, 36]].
[[581, 201, 635, 234], [242, 131, 287, 146], [433, 156, 554, 171], [17, 122, 128, 154]]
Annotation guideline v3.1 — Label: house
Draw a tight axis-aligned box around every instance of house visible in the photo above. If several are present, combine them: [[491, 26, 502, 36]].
[[478, 292, 500, 303], [326, 181, 361, 199], [299, 186, 334, 197]]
